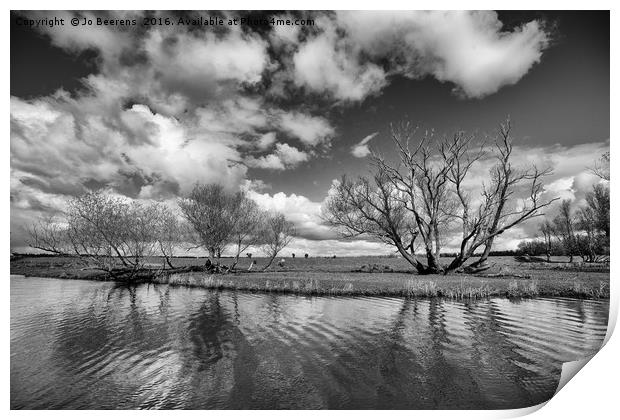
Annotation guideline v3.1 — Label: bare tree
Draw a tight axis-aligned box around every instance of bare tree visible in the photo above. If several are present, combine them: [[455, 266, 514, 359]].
[[540, 220, 554, 262], [229, 195, 264, 271], [64, 191, 136, 271], [27, 215, 71, 255], [325, 123, 465, 274], [28, 191, 184, 275], [260, 212, 295, 271], [121, 201, 167, 269], [324, 119, 557, 274], [471, 120, 557, 268], [576, 206, 600, 262], [553, 200, 577, 262], [179, 184, 266, 271], [584, 183, 610, 238], [151, 204, 181, 269], [573, 184, 609, 262], [179, 184, 240, 269], [590, 151, 610, 181]]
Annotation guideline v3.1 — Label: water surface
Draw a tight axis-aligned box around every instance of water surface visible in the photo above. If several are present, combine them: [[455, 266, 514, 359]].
[[11, 276, 608, 409]]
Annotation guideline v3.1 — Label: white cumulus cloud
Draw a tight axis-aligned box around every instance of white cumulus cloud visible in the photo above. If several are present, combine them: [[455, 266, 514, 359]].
[[288, 11, 550, 101], [351, 132, 379, 158], [278, 111, 335, 147], [245, 143, 309, 170]]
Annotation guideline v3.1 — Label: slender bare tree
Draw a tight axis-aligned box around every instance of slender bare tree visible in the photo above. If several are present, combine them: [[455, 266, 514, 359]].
[[151, 204, 181, 269], [260, 212, 295, 271], [584, 183, 610, 238], [229, 195, 264, 270], [553, 200, 577, 262], [540, 220, 554, 262]]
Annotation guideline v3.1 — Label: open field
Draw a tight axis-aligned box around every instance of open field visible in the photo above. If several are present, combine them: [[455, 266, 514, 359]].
[[10, 254, 610, 299]]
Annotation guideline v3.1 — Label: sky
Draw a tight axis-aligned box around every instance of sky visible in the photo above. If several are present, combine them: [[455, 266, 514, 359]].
[[10, 10, 610, 256]]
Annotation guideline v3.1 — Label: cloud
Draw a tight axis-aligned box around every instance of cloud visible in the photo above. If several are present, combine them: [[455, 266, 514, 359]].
[[256, 132, 277, 150], [285, 11, 549, 101], [194, 96, 270, 136], [143, 27, 270, 100], [351, 132, 379, 158], [10, 95, 249, 207], [292, 24, 387, 101], [23, 10, 551, 106], [247, 189, 339, 241], [120, 104, 248, 196], [283, 238, 393, 257], [270, 14, 301, 45], [278, 111, 335, 147], [11, 13, 338, 251], [245, 143, 309, 170], [337, 11, 550, 98], [26, 11, 137, 64]]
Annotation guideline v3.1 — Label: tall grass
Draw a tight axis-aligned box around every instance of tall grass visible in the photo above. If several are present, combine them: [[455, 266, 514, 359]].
[[507, 280, 539, 298], [152, 271, 611, 300], [405, 280, 438, 297], [569, 280, 609, 299]]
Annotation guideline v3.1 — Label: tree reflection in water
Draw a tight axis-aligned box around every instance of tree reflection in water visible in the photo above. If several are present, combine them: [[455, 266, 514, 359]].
[[10, 277, 609, 409]]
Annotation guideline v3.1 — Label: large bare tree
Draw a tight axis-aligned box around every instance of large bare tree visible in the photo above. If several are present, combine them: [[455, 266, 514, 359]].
[[28, 191, 174, 274], [324, 120, 557, 274]]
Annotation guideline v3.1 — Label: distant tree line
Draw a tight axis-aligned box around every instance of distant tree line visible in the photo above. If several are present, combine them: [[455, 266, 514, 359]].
[[517, 181, 609, 263], [439, 250, 520, 258], [27, 183, 295, 276]]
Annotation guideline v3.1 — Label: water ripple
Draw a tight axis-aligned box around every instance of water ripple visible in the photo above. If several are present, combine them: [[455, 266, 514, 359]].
[[10, 276, 608, 410]]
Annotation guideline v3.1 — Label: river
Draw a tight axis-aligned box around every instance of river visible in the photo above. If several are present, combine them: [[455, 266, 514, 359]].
[[10, 275, 608, 409]]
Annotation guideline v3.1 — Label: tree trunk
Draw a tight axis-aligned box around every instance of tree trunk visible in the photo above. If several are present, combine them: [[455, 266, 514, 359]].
[[394, 239, 427, 274], [424, 252, 443, 274], [472, 236, 495, 268], [262, 254, 276, 271], [444, 254, 468, 274], [208, 248, 222, 272], [229, 240, 242, 272], [230, 256, 239, 271]]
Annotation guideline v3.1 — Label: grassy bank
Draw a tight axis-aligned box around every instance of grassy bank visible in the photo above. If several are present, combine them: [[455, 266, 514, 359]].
[[10, 255, 610, 299]]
